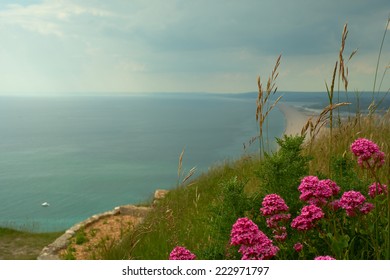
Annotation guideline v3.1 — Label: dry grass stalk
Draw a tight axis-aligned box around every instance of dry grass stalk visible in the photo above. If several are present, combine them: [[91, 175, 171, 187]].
[[255, 54, 282, 157], [178, 148, 184, 179], [326, 61, 338, 102], [373, 16, 390, 96], [322, 23, 356, 174], [301, 102, 351, 147], [182, 166, 197, 185], [325, 61, 338, 137], [339, 24, 348, 91], [332, 23, 357, 130], [177, 148, 196, 187], [338, 23, 357, 93]]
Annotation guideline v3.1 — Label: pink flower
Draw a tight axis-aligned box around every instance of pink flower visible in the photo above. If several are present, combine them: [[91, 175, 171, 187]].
[[293, 242, 303, 252], [320, 179, 341, 196], [350, 138, 385, 168], [230, 218, 279, 260], [230, 217, 262, 246], [291, 205, 324, 231], [298, 176, 334, 206], [238, 231, 279, 260], [314, 255, 336, 260], [360, 202, 374, 214], [265, 213, 291, 228], [272, 227, 288, 242], [260, 194, 289, 216], [298, 176, 320, 201], [273, 232, 287, 242], [351, 138, 381, 160], [368, 182, 388, 199], [339, 191, 371, 217], [239, 242, 279, 260], [260, 194, 290, 242], [169, 246, 196, 260]]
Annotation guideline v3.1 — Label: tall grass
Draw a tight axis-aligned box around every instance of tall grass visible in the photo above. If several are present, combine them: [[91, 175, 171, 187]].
[[255, 55, 283, 158], [335, 23, 357, 124], [307, 111, 389, 182], [302, 23, 354, 157], [370, 15, 390, 115], [112, 158, 261, 260], [177, 148, 196, 187], [303, 23, 355, 173]]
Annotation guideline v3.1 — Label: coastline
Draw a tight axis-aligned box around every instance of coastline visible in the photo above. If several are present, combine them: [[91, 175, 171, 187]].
[[278, 102, 312, 136]]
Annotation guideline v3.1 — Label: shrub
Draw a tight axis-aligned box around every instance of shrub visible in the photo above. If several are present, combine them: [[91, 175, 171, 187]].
[[75, 229, 88, 245], [205, 177, 250, 259], [257, 135, 311, 213]]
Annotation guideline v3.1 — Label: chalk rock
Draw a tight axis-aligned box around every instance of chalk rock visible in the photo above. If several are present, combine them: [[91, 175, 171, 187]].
[[154, 189, 169, 200], [119, 205, 151, 217]]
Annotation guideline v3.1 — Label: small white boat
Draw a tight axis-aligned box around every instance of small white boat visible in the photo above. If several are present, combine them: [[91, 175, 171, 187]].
[[41, 202, 50, 207]]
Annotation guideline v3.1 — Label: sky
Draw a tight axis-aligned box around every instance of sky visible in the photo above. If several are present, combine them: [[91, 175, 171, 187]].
[[0, 0, 389, 94]]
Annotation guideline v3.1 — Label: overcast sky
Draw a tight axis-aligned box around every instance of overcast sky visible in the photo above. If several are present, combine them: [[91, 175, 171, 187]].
[[0, 0, 389, 94]]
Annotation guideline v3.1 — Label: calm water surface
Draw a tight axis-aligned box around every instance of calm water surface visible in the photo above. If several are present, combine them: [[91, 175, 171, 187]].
[[0, 93, 285, 232]]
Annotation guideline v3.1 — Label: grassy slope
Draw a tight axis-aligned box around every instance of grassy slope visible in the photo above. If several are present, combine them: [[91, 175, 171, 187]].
[[96, 157, 263, 260], [0, 227, 62, 260], [108, 110, 390, 260]]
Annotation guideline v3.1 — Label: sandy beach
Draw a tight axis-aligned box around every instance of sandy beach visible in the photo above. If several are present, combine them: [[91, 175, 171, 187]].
[[278, 103, 312, 136]]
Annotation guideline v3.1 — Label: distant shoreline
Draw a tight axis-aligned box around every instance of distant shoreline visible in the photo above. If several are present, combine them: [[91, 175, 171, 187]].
[[278, 103, 312, 136]]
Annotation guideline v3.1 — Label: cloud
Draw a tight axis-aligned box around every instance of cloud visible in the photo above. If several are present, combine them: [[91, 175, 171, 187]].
[[0, 0, 114, 37], [352, 61, 376, 75], [0, 0, 388, 93]]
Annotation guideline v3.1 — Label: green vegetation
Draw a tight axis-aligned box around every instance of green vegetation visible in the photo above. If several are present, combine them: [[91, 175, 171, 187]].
[[256, 135, 311, 215], [75, 228, 88, 245], [105, 156, 263, 260], [62, 245, 76, 260], [107, 108, 389, 260], [0, 227, 62, 260]]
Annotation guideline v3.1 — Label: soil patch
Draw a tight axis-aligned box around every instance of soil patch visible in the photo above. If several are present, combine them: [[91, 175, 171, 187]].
[[59, 214, 142, 260]]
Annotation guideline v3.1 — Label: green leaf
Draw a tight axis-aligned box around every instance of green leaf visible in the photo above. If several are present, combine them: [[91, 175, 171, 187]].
[[331, 234, 350, 257]]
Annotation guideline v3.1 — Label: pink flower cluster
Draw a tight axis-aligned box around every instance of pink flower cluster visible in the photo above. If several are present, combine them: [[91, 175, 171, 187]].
[[298, 176, 340, 206], [260, 194, 291, 242], [230, 217, 263, 246], [271, 226, 288, 242], [291, 205, 324, 231], [266, 215, 291, 229], [368, 182, 388, 199], [350, 138, 385, 168], [321, 179, 341, 196], [339, 191, 374, 217], [169, 246, 196, 260], [260, 194, 289, 215], [230, 217, 279, 260], [314, 255, 336, 260], [293, 242, 303, 252]]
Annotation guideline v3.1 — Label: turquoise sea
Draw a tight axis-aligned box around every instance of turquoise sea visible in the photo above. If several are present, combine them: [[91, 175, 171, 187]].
[[0, 93, 285, 232], [1, 91, 388, 232]]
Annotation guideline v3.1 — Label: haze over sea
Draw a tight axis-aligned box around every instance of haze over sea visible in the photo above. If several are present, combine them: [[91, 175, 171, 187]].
[[1, 92, 386, 232]]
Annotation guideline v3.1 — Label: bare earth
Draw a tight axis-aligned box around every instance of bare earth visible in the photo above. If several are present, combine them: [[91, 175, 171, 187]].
[[60, 214, 143, 260]]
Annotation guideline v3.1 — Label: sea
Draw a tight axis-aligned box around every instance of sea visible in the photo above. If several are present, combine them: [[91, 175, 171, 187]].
[[0, 92, 283, 232], [0, 91, 387, 232]]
